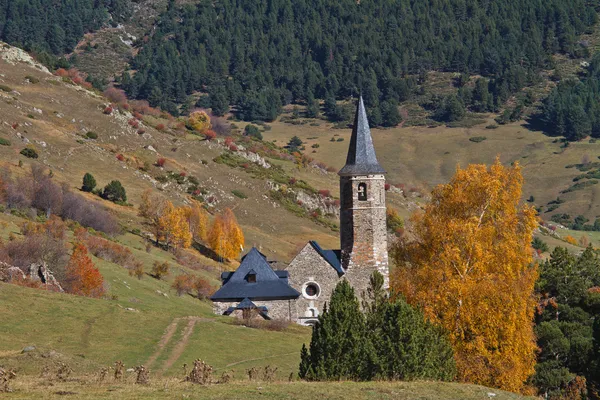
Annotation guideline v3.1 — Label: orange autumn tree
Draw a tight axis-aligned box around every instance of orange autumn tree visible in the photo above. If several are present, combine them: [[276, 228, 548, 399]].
[[391, 159, 538, 393], [65, 243, 105, 298], [208, 208, 244, 260]]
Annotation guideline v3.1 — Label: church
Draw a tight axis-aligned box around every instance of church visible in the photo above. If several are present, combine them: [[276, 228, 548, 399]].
[[211, 97, 389, 325]]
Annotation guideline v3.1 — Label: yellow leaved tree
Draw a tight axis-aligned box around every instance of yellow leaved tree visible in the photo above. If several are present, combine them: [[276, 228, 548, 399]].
[[208, 208, 244, 260], [391, 159, 538, 393], [139, 189, 167, 245], [159, 201, 192, 250], [182, 200, 208, 242], [188, 110, 211, 134]]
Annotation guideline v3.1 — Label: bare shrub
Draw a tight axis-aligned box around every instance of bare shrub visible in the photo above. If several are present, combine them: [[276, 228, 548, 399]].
[[134, 365, 150, 384], [129, 261, 144, 280], [0, 233, 68, 280], [82, 233, 134, 267], [151, 261, 170, 280], [32, 175, 63, 217], [186, 359, 212, 385], [5, 176, 33, 209], [172, 274, 195, 296], [56, 363, 73, 381], [193, 277, 215, 299], [218, 370, 233, 384], [210, 115, 231, 136], [247, 367, 259, 381], [114, 361, 124, 381], [104, 87, 127, 104], [98, 367, 110, 383], [263, 365, 278, 383], [61, 192, 120, 235], [0, 368, 16, 392]]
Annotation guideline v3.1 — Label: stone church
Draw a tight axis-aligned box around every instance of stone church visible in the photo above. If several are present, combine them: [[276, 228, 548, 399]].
[[211, 97, 389, 325]]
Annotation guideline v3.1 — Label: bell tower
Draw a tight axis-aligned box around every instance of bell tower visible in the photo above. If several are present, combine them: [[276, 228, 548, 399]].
[[338, 97, 389, 288]]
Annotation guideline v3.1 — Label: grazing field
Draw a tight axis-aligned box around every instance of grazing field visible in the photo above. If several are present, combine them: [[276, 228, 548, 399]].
[[4, 379, 534, 400]]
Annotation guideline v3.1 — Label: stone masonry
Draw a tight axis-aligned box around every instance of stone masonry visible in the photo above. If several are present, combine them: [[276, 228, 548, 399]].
[[212, 299, 298, 321], [286, 243, 342, 325], [340, 174, 389, 289]]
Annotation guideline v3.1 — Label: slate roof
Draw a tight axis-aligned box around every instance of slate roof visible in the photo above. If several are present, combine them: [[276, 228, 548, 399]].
[[211, 248, 300, 302], [338, 96, 386, 176], [309, 241, 344, 275]]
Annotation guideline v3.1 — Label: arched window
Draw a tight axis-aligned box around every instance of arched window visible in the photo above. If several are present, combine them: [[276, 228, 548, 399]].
[[358, 183, 367, 201]]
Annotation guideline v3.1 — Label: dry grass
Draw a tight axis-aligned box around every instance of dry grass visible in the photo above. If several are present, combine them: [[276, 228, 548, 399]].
[[5, 375, 534, 400]]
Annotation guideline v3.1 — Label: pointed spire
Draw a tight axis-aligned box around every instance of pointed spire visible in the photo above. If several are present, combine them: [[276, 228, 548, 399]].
[[338, 96, 386, 176]]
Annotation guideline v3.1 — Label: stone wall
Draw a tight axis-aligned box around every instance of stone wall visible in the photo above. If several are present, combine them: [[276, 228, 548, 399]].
[[286, 243, 343, 325], [340, 174, 389, 289], [213, 299, 298, 321]]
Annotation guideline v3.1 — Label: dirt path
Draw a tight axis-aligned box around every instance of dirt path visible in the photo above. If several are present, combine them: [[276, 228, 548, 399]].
[[145, 318, 181, 369], [147, 316, 213, 374], [160, 317, 198, 373]]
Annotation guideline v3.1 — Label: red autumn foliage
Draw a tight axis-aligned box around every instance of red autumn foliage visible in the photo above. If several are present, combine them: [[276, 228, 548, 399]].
[[318, 189, 331, 197], [289, 178, 297, 185], [204, 130, 216, 141], [133, 111, 143, 120], [156, 123, 166, 131], [156, 158, 166, 167], [297, 200, 303, 206], [55, 68, 69, 77], [179, 171, 187, 177], [229, 145, 238, 152], [385, 183, 391, 191], [11, 123, 18, 129], [121, 103, 130, 110], [241, 163, 249, 169], [137, 129, 146, 135], [64, 243, 105, 298], [103, 106, 113, 115], [116, 154, 125, 162], [224, 137, 234, 147]]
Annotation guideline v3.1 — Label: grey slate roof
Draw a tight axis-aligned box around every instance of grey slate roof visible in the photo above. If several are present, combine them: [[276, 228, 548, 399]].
[[338, 96, 386, 176], [309, 241, 344, 276], [211, 248, 300, 302]]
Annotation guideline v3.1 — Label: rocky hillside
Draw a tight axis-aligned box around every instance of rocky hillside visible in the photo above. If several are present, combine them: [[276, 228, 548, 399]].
[[0, 41, 418, 262]]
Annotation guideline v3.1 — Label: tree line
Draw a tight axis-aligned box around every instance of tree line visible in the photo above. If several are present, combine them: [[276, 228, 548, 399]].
[[121, 0, 597, 121], [0, 0, 130, 56], [539, 53, 600, 141]]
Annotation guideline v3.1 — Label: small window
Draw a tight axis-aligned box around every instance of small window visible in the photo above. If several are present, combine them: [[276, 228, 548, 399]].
[[305, 284, 318, 296], [358, 183, 367, 201], [303, 282, 320, 299], [247, 274, 256, 283]]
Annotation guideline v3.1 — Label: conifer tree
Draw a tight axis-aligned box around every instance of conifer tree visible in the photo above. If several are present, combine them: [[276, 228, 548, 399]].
[[82, 173, 96, 193], [299, 280, 374, 381]]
